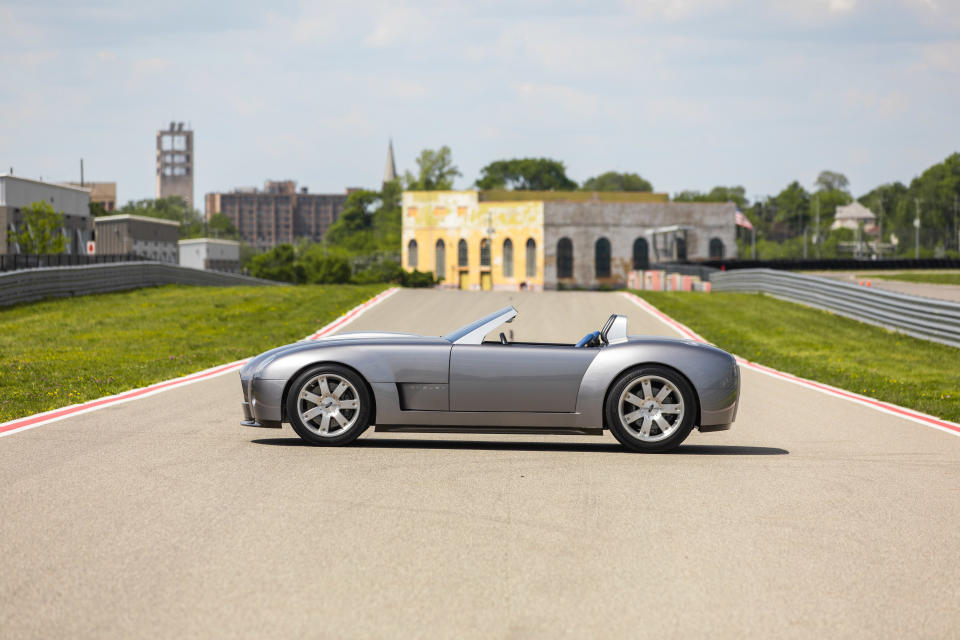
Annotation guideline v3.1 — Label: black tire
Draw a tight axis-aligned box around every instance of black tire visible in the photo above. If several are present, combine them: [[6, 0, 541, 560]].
[[285, 364, 372, 446], [605, 365, 697, 453]]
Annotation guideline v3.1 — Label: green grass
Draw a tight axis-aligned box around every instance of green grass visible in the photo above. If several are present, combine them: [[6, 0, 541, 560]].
[[633, 291, 960, 422], [861, 272, 960, 286], [0, 284, 387, 422]]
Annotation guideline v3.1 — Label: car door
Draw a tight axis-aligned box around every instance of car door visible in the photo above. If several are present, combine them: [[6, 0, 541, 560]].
[[449, 344, 599, 413]]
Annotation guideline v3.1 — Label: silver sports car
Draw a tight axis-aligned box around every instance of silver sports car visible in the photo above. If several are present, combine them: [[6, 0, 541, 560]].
[[239, 306, 739, 452]]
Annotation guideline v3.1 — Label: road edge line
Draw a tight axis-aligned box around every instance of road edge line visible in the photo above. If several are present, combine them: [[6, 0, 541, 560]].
[[0, 286, 400, 439], [620, 291, 960, 437]]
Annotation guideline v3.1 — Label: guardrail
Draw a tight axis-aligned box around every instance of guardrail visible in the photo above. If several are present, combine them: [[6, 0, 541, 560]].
[[0, 253, 147, 272], [710, 268, 960, 349], [0, 262, 283, 307]]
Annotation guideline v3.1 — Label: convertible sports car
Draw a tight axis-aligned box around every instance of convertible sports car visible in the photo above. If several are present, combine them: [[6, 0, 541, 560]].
[[239, 306, 739, 452]]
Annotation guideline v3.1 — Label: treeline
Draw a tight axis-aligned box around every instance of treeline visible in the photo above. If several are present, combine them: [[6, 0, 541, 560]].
[[88, 147, 958, 283], [401, 147, 960, 259], [245, 181, 433, 286]]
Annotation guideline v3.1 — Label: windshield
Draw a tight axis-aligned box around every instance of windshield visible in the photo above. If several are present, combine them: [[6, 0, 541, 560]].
[[443, 306, 517, 345]]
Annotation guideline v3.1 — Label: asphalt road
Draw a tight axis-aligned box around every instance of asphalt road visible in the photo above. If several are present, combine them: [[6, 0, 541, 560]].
[[2, 289, 959, 638]]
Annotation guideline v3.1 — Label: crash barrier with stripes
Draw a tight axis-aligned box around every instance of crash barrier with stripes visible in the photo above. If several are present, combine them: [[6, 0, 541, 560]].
[[710, 268, 960, 349], [0, 253, 148, 272], [627, 270, 712, 293], [0, 261, 283, 307], [694, 257, 960, 272]]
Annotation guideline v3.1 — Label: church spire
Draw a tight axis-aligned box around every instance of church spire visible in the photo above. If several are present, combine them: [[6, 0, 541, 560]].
[[383, 138, 397, 185]]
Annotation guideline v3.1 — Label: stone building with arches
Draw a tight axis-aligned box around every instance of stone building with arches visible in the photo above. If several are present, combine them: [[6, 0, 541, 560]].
[[402, 190, 735, 290]]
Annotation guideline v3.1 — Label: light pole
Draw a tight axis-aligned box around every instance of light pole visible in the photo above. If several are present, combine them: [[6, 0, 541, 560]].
[[913, 198, 923, 259]]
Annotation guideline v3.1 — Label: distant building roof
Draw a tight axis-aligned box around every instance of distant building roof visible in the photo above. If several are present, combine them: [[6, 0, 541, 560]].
[[94, 214, 181, 227], [178, 238, 240, 246], [0, 174, 91, 193], [835, 202, 876, 221]]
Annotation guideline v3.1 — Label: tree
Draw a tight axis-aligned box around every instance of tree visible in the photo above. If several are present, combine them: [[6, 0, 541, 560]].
[[403, 146, 461, 190], [89, 201, 109, 217], [475, 158, 577, 191], [815, 170, 850, 193], [207, 213, 239, 240], [581, 171, 653, 192], [673, 186, 749, 209], [298, 245, 352, 284], [15, 201, 67, 254], [773, 181, 811, 230], [247, 244, 304, 283]]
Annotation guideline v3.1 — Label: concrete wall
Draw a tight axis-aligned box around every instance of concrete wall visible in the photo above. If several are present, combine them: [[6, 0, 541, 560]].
[[0, 262, 282, 307], [542, 201, 737, 288]]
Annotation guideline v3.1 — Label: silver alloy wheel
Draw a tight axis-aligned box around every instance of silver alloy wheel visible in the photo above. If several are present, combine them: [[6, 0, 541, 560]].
[[296, 373, 360, 437], [617, 374, 685, 442]]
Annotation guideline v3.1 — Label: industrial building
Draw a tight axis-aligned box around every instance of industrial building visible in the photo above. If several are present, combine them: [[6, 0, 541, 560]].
[[67, 181, 117, 213], [402, 190, 737, 290], [205, 180, 348, 251], [0, 175, 92, 255], [156, 122, 194, 208], [178, 238, 240, 273], [93, 214, 180, 263]]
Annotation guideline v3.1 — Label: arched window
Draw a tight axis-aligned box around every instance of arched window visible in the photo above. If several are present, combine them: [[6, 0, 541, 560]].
[[480, 238, 491, 267], [676, 237, 687, 261], [595, 237, 611, 278], [557, 237, 573, 279], [435, 239, 445, 276], [525, 238, 536, 277], [632, 237, 649, 270], [709, 237, 725, 259], [407, 239, 418, 269], [458, 239, 468, 267], [502, 238, 514, 278]]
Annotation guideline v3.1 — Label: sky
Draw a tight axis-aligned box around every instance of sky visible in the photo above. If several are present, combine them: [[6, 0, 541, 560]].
[[1, 0, 958, 206]]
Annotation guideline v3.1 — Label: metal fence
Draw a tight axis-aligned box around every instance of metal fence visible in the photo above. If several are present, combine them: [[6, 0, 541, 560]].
[[0, 261, 283, 307], [0, 253, 150, 272], [699, 257, 960, 272], [710, 268, 960, 348]]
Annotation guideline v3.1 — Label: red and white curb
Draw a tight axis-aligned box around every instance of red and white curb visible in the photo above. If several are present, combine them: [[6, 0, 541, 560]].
[[0, 287, 400, 439], [621, 291, 960, 438]]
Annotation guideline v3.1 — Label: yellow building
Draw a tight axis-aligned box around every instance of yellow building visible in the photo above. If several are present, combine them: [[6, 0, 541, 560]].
[[402, 190, 543, 290], [403, 190, 738, 290]]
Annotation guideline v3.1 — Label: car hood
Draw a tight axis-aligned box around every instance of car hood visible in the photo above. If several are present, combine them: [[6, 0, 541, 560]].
[[239, 332, 447, 378]]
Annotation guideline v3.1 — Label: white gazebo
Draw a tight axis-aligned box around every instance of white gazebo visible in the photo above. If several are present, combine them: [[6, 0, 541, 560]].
[[832, 202, 877, 258]]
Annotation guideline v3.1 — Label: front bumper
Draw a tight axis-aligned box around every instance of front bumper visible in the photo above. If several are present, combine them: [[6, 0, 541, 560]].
[[240, 375, 285, 429]]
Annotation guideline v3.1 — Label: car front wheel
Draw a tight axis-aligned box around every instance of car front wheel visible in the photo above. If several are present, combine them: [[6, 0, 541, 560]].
[[286, 365, 371, 446], [606, 365, 696, 453]]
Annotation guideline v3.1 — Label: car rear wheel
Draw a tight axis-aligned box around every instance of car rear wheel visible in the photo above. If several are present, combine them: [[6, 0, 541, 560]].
[[606, 365, 696, 453], [286, 365, 371, 446]]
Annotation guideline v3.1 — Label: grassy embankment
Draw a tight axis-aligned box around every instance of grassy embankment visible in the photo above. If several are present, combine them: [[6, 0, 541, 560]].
[[633, 291, 960, 422], [0, 284, 386, 422], [860, 271, 960, 286]]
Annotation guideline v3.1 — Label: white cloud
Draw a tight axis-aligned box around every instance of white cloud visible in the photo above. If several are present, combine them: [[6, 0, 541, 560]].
[[918, 41, 960, 73]]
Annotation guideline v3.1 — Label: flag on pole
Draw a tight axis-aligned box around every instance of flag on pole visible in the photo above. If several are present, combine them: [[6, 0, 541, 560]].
[[735, 209, 754, 230]]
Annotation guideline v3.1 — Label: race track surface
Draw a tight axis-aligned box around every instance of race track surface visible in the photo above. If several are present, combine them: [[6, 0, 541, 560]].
[[2, 290, 958, 638]]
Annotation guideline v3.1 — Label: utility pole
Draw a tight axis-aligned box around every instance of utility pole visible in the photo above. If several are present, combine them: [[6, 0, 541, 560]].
[[955, 195, 958, 253], [914, 198, 921, 260], [803, 227, 808, 259], [876, 199, 883, 259], [80, 158, 84, 187], [814, 194, 821, 258]]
